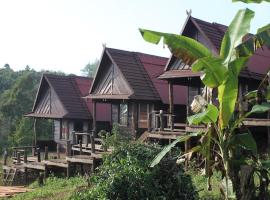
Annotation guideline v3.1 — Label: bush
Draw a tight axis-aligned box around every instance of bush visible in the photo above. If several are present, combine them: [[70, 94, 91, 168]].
[[71, 142, 198, 200]]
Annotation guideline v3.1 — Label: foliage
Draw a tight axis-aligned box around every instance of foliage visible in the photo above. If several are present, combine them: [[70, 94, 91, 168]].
[[140, 5, 270, 200], [71, 142, 198, 200], [98, 123, 133, 149], [80, 59, 99, 77], [8, 176, 87, 200], [0, 65, 63, 154]]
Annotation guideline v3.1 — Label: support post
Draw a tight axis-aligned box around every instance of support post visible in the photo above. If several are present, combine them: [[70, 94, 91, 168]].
[[66, 141, 71, 157], [93, 101, 97, 137], [185, 86, 191, 169], [37, 148, 41, 162], [79, 140, 82, 155], [17, 152, 21, 164], [67, 162, 71, 178], [33, 118, 37, 147], [86, 134, 89, 147], [57, 144, 60, 159], [44, 165, 48, 180], [131, 102, 137, 138], [147, 104, 151, 132], [169, 81, 174, 131], [268, 75, 270, 150], [92, 157, 96, 172], [3, 149, 8, 166], [72, 131, 76, 145], [159, 110, 164, 131], [91, 135, 95, 154], [44, 146, 48, 160], [24, 149, 27, 163], [24, 167, 28, 185]]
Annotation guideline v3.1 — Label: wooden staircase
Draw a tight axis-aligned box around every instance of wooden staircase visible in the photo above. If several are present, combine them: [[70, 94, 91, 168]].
[[4, 168, 17, 186]]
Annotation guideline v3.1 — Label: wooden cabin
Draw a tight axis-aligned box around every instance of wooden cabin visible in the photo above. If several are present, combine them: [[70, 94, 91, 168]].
[[87, 47, 187, 138], [25, 74, 111, 149], [158, 14, 270, 148]]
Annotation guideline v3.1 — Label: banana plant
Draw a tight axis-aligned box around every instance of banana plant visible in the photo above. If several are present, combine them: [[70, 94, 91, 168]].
[[140, 8, 270, 200]]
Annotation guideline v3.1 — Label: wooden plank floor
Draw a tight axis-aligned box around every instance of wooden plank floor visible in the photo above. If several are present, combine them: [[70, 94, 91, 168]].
[[0, 186, 31, 198]]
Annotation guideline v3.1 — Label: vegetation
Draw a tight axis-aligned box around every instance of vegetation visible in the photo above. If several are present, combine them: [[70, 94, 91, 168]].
[[140, 1, 270, 200], [80, 59, 99, 77], [71, 142, 198, 200], [6, 177, 87, 200]]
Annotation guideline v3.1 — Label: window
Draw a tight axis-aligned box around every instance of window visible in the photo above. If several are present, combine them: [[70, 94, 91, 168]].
[[119, 103, 128, 126]]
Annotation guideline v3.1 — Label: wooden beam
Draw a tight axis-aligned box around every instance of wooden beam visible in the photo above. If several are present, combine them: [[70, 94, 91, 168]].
[[159, 110, 164, 131], [93, 101, 97, 137], [131, 102, 137, 137], [147, 104, 151, 132], [33, 118, 37, 146], [44, 146, 48, 160], [169, 81, 174, 130]]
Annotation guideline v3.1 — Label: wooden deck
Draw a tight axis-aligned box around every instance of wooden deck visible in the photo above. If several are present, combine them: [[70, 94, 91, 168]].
[[0, 186, 31, 198]]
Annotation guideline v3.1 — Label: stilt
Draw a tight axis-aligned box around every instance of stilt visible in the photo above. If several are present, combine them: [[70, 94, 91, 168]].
[[44, 146, 48, 160], [169, 81, 174, 130], [93, 101, 97, 137]]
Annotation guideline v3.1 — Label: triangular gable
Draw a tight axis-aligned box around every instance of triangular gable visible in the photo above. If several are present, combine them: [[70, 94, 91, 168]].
[[90, 50, 133, 98], [165, 15, 219, 72], [30, 76, 67, 118]]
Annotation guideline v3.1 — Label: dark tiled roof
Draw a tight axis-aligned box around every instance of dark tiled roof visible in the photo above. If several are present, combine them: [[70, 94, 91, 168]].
[[165, 16, 270, 77], [106, 48, 162, 101], [45, 74, 92, 119], [26, 74, 93, 119]]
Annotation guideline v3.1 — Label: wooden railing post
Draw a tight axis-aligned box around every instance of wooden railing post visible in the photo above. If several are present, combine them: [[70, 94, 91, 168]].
[[171, 115, 174, 131], [37, 148, 41, 162], [3, 149, 8, 166], [24, 149, 28, 163], [79, 140, 82, 155], [147, 105, 151, 132], [66, 141, 71, 157], [91, 135, 95, 154], [17, 152, 21, 164], [44, 146, 48, 160], [155, 113, 158, 131], [86, 134, 89, 147], [72, 131, 76, 144], [159, 110, 164, 131], [32, 146, 35, 156], [57, 144, 60, 159]]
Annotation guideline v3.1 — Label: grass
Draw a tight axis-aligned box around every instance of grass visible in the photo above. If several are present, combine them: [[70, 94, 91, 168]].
[[6, 176, 87, 200], [187, 169, 223, 200]]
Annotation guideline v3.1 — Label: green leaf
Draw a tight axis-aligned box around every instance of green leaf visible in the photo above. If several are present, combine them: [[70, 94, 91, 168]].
[[232, 0, 270, 3], [220, 8, 255, 64], [230, 57, 249, 76], [192, 57, 228, 88], [236, 24, 270, 57], [187, 104, 219, 125], [235, 132, 257, 155], [150, 132, 201, 167], [218, 70, 238, 129], [139, 29, 211, 65], [244, 90, 258, 100], [248, 102, 270, 114], [267, 86, 270, 100]]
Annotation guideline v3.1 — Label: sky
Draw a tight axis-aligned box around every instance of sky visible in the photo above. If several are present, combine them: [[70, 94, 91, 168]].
[[0, 0, 269, 75]]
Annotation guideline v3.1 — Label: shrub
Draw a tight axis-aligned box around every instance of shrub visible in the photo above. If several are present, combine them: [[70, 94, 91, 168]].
[[71, 142, 198, 200]]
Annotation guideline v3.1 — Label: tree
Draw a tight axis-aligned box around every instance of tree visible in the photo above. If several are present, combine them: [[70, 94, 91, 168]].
[[81, 59, 99, 77], [141, 6, 270, 200]]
